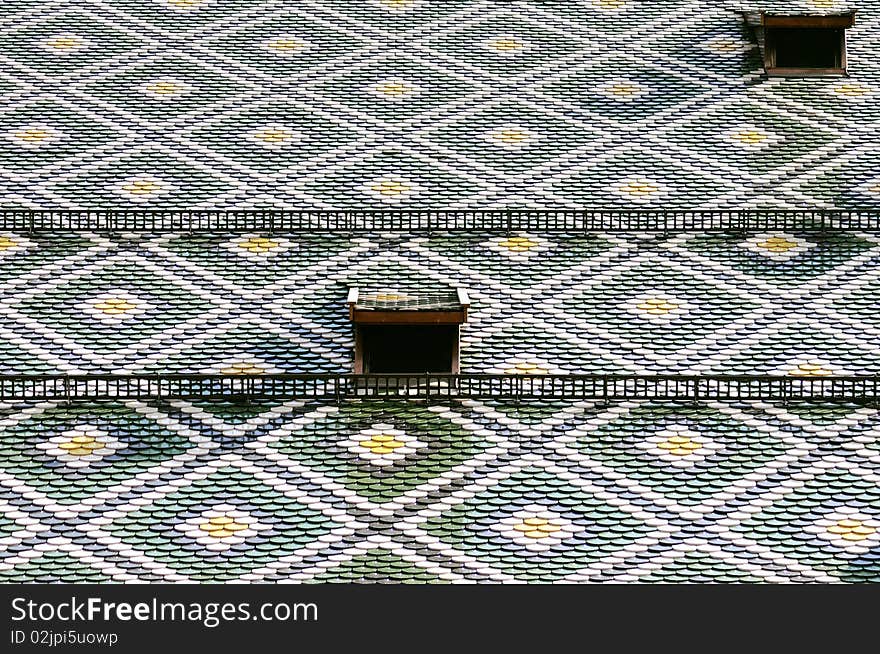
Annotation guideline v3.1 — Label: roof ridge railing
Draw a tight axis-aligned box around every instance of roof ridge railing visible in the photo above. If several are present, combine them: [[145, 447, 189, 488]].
[[0, 373, 877, 402], [3, 209, 880, 232]]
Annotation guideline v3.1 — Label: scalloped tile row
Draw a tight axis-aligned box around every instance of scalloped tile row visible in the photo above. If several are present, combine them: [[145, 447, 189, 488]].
[[0, 398, 878, 583], [0, 0, 879, 210], [0, 230, 878, 376]]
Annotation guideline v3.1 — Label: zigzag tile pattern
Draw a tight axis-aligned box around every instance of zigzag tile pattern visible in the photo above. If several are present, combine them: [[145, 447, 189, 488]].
[[0, 0, 879, 209], [1, 398, 878, 583], [0, 230, 878, 377]]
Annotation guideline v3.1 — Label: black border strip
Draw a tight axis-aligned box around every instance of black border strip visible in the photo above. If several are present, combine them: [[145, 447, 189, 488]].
[[0, 373, 876, 402], [3, 209, 880, 232]]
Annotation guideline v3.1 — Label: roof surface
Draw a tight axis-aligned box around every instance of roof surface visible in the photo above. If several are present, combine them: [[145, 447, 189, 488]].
[[1, 0, 879, 210], [0, 230, 878, 376], [1, 397, 878, 583], [2, 0, 880, 585]]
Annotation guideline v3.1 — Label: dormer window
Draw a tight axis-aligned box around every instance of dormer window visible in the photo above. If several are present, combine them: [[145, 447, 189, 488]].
[[762, 13, 855, 76], [347, 288, 469, 374]]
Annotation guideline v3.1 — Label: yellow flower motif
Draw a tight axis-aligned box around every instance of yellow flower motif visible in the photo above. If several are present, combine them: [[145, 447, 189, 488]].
[[868, 184, 880, 195], [834, 83, 870, 98], [145, 81, 183, 96], [363, 292, 411, 302], [756, 236, 799, 253], [809, 0, 837, 8], [57, 433, 105, 457], [238, 237, 279, 253], [730, 129, 769, 145], [13, 128, 51, 143], [221, 362, 265, 374], [93, 298, 137, 315], [358, 433, 406, 455], [252, 127, 294, 145], [619, 180, 658, 197], [44, 35, 83, 51], [637, 298, 679, 315], [826, 519, 876, 541], [609, 82, 640, 97], [789, 363, 833, 377], [657, 435, 702, 457], [491, 129, 530, 145], [374, 81, 412, 97], [166, 0, 207, 8], [0, 237, 17, 250], [267, 37, 306, 53], [498, 236, 538, 252], [372, 180, 411, 197], [513, 517, 563, 539], [378, 0, 415, 9], [122, 179, 162, 196], [199, 515, 249, 539], [504, 362, 548, 375], [707, 38, 742, 54], [592, 0, 626, 8], [488, 38, 524, 52]]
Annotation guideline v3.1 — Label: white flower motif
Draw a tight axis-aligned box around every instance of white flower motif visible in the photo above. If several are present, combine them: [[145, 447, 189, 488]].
[[6, 124, 63, 149], [492, 505, 579, 552], [37, 425, 123, 469], [340, 423, 427, 467], [175, 505, 270, 552], [806, 508, 880, 553], [637, 424, 721, 469], [738, 233, 816, 260]]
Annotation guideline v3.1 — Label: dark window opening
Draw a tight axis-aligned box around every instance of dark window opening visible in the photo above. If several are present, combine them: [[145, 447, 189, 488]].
[[361, 325, 457, 373], [767, 27, 844, 69]]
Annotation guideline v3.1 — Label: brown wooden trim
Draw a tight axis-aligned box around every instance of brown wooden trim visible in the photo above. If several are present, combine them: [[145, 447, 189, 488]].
[[451, 325, 460, 374], [766, 67, 847, 77], [353, 325, 364, 374], [762, 14, 855, 29], [351, 310, 467, 325]]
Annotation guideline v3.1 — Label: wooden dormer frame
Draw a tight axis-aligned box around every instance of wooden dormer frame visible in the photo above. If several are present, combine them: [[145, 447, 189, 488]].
[[761, 12, 856, 77], [348, 288, 470, 373]]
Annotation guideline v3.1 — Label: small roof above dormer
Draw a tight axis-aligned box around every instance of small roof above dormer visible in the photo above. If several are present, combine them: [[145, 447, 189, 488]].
[[347, 287, 470, 324]]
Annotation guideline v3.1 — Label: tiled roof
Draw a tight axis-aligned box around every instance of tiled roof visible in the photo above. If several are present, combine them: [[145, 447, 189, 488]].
[[1, 0, 879, 209], [1, 397, 878, 583], [2, 1, 880, 585], [0, 230, 878, 377]]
